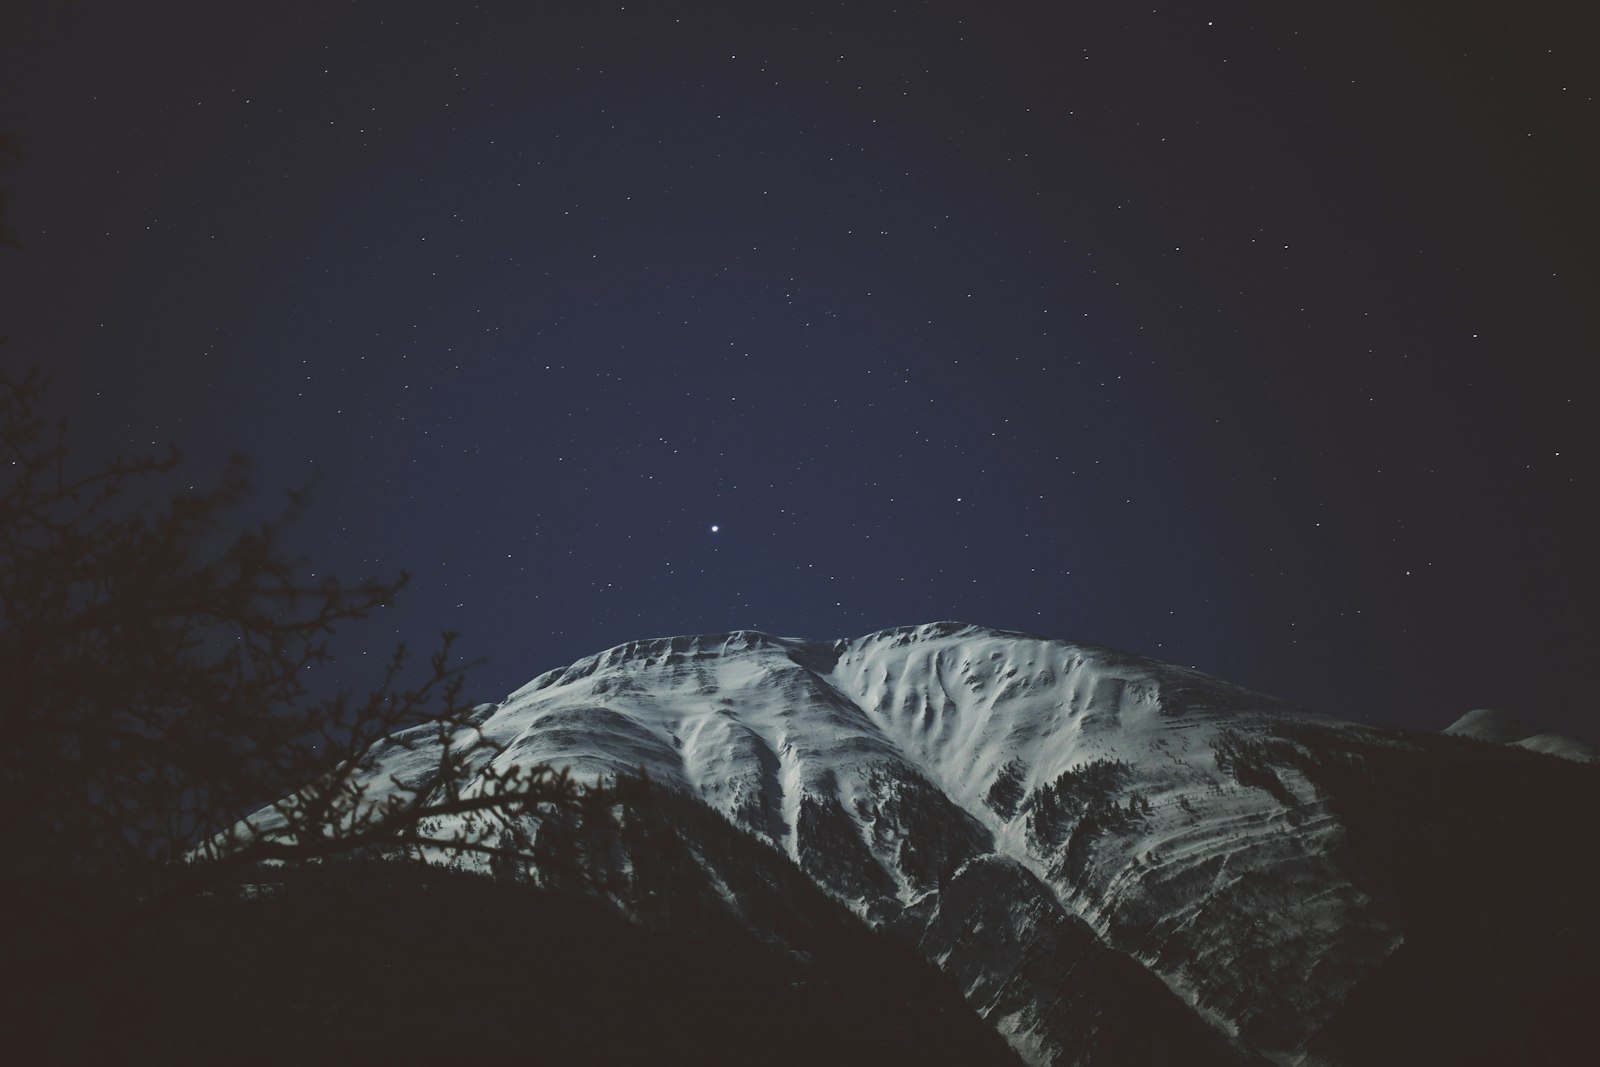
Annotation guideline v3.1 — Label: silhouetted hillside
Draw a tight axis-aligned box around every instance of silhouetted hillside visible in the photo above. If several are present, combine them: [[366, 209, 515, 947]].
[[10, 858, 1019, 1065]]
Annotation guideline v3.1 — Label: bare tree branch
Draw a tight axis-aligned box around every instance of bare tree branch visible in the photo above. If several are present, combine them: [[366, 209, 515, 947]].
[[0, 355, 610, 960]]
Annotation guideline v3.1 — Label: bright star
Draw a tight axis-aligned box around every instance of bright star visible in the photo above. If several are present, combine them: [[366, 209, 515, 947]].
[[710, 524, 720, 533]]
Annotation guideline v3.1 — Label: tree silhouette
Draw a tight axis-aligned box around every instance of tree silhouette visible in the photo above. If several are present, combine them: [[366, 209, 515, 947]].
[[0, 357, 604, 961]]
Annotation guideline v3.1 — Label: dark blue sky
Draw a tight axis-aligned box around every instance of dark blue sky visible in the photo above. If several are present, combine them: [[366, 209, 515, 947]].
[[3, 2, 1594, 738]]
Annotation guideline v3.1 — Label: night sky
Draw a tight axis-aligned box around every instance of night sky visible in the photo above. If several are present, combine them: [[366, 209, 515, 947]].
[[3, 2, 1594, 740]]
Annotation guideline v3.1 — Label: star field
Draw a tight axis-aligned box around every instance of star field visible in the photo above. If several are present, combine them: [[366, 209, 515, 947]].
[[2, 2, 1594, 738]]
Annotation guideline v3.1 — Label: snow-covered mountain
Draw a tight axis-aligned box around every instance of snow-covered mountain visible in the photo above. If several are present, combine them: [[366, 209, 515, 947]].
[[245, 622, 1598, 1065]]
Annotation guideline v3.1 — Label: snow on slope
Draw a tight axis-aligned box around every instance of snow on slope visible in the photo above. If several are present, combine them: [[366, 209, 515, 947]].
[[822, 624, 1396, 1051], [250, 622, 1408, 1063]]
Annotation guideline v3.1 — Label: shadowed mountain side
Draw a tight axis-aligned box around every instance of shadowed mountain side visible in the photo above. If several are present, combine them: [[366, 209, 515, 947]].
[[1282, 726, 1600, 1065]]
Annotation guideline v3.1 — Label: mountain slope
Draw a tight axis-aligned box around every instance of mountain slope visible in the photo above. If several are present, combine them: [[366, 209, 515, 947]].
[[240, 622, 1597, 1065]]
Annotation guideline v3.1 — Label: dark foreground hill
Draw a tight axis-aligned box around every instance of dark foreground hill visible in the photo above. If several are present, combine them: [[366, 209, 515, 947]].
[[12, 859, 1020, 1065]]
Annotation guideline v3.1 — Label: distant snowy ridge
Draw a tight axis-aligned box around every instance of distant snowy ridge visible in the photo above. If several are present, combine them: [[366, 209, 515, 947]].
[[1443, 707, 1594, 761]]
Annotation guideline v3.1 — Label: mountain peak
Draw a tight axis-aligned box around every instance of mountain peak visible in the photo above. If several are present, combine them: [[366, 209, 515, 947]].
[[351, 622, 1357, 1062], [237, 623, 1599, 1065]]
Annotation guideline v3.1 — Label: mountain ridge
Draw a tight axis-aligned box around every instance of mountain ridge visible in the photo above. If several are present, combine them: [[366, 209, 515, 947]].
[[238, 621, 1598, 1065]]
